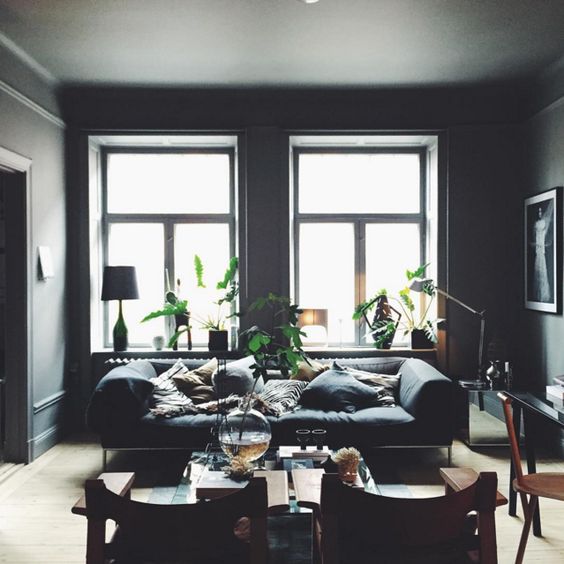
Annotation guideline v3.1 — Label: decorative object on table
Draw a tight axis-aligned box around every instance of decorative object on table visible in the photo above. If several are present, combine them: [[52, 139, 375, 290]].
[[353, 290, 402, 349], [193, 255, 239, 351], [546, 380, 564, 408], [296, 429, 311, 450], [297, 308, 328, 346], [218, 396, 272, 464], [312, 429, 326, 450], [331, 447, 361, 483], [101, 265, 139, 352], [524, 187, 562, 313], [409, 269, 487, 380], [278, 445, 331, 462], [221, 455, 255, 481], [486, 361, 505, 390], [141, 277, 192, 350], [152, 335, 165, 351]]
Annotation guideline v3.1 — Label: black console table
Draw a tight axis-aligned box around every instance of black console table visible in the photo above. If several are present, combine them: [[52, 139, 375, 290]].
[[505, 391, 564, 537]]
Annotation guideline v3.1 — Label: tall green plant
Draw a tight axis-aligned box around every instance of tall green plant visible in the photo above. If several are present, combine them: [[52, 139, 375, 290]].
[[193, 255, 239, 330], [239, 293, 307, 382]]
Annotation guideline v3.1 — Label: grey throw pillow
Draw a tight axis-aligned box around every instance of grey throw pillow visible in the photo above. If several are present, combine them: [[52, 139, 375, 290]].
[[213, 355, 264, 398], [332, 361, 400, 406], [299, 369, 382, 413]]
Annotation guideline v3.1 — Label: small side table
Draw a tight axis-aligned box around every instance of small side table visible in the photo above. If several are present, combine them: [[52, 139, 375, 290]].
[[457, 381, 509, 447]]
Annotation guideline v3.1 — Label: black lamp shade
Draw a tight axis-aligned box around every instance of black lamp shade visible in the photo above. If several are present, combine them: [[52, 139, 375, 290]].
[[101, 266, 139, 301]]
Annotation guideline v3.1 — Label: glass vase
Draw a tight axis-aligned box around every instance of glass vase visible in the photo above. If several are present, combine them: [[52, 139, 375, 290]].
[[218, 399, 271, 463]]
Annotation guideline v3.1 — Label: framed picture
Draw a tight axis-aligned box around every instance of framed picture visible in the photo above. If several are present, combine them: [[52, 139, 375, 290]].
[[524, 187, 562, 312]]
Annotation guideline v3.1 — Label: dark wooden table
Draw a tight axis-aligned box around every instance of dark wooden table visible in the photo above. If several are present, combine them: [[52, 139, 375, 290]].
[[505, 391, 564, 537]]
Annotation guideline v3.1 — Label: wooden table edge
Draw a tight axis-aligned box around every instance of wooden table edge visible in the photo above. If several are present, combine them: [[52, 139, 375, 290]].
[[72, 471, 135, 516]]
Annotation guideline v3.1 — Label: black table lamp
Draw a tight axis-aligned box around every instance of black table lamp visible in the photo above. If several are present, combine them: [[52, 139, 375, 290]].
[[101, 266, 139, 351]]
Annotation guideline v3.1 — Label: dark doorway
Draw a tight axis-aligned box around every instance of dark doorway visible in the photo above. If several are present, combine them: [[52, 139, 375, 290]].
[[0, 147, 31, 464]]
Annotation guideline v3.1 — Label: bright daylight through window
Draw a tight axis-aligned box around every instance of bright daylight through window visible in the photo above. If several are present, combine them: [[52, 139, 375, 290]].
[[292, 137, 436, 347], [100, 142, 236, 348]]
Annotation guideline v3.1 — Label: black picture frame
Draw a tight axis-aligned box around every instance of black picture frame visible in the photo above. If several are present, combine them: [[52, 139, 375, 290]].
[[524, 186, 562, 313]]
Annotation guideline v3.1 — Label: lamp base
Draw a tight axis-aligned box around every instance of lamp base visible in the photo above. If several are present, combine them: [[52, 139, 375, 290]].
[[112, 300, 128, 352]]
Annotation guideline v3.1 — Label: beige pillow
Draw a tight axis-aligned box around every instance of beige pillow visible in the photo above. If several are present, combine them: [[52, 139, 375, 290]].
[[290, 359, 330, 382], [173, 357, 217, 403]]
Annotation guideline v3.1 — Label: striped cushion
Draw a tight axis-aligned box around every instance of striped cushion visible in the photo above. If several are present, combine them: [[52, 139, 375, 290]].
[[259, 379, 308, 415], [150, 360, 195, 410]]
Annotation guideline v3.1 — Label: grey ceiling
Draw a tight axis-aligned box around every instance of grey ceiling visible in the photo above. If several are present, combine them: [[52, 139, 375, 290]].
[[0, 0, 563, 87]]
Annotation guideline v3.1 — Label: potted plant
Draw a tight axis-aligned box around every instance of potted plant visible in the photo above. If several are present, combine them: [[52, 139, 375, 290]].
[[353, 264, 439, 350], [141, 278, 192, 349], [193, 255, 239, 351], [218, 293, 308, 464], [353, 289, 402, 349], [398, 264, 439, 348]]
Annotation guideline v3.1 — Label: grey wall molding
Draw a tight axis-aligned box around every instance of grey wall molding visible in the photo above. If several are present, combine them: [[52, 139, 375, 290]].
[[28, 423, 65, 460], [0, 78, 65, 129], [33, 389, 67, 414]]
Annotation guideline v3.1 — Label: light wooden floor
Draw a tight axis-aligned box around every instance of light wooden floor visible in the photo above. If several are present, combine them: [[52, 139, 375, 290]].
[[0, 436, 563, 563]]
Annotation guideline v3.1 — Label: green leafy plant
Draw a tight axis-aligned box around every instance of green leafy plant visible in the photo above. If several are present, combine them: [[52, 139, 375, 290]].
[[141, 280, 190, 348], [193, 256, 239, 331], [239, 293, 308, 383], [353, 263, 439, 346]]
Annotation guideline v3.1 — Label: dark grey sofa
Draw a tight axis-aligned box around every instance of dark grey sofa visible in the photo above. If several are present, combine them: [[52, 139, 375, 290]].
[[87, 357, 454, 465]]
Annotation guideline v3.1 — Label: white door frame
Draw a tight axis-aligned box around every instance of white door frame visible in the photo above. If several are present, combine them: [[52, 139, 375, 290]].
[[0, 145, 32, 463]]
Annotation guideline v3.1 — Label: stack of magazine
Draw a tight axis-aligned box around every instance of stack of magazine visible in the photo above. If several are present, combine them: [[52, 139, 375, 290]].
[[546, 376, 564, 408]]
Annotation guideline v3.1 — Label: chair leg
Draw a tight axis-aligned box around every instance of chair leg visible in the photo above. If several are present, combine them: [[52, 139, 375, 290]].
[[515, 495, 538, 564]]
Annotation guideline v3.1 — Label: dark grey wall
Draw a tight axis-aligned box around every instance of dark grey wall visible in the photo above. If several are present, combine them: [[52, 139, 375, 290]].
[[0, 43, 67, 461], [516, 65, 564, 390], [61, 82, 529, 423]]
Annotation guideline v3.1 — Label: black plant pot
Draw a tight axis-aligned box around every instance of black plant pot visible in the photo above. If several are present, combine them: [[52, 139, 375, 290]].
[[208, 330, 229, 351], [411, 329, 434, 349]]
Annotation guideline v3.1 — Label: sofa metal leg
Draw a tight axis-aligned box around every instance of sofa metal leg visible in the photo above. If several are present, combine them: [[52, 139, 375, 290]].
[[446, 446, 452, 466], [103, 449, 108, 472]]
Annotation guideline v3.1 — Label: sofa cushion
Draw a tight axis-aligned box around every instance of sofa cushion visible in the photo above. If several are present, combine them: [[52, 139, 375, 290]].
[[299, 370, 383, 413], [173, 357, 217, 403], [212, 356, 264, 398], [259, 379, 308, 415], [332, 361, 400, 406], [150, 360, 195, 411], [290, 359, 330, 382]]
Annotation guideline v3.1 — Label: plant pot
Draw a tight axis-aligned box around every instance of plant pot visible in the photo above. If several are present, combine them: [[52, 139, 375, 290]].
[[172, 313, 192, 351], [370, 295, 398, 349], [208, 329, 228, 351], [411, 328, 434, 349]]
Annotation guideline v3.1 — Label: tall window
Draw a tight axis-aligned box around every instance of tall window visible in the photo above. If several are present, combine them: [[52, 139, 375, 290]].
[[103, 148, 236, 347], [293, 145, 428, 346]]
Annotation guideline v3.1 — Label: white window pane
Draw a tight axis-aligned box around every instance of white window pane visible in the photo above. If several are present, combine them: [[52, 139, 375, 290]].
[[299, 153, 420, 214], [298, 223, 355, 344], [174, 224, 231, 346], [107, 153, 230, 214], [108, 223, 165, 346], [365, 224, 421, 344]]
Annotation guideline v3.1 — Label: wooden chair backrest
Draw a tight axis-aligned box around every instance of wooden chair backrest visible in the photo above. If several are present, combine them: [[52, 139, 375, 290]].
[[85, 476, 268, 564], [498, 392, 524, 480], [320, 472, 498, 564]]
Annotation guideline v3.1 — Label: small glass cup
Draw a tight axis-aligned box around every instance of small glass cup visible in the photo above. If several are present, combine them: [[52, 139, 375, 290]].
[[296, 429, 311, 450], [312, 429, 326, 450]]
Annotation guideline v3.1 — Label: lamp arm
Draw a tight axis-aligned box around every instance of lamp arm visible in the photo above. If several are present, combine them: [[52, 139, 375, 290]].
[[435, 288, 484, 318]]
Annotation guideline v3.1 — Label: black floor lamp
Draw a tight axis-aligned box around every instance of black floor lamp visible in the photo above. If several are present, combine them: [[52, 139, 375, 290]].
[[101, 266, 139, 352], [409, 277, 486, 381]]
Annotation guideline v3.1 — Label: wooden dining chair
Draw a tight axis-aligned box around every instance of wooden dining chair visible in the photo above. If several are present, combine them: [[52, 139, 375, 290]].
[[498, 392, 564, 564], [317, 471, 499, 564], [83, 473, 268, 564]]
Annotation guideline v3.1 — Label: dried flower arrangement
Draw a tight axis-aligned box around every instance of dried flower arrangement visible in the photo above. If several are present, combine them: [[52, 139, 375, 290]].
[[331, 447, 361, 482], [222, 455, 255, 481]]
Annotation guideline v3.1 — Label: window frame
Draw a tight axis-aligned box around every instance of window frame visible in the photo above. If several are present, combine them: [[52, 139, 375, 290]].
[[292, 146, 428, 347], [101, 146, 236, 348]]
